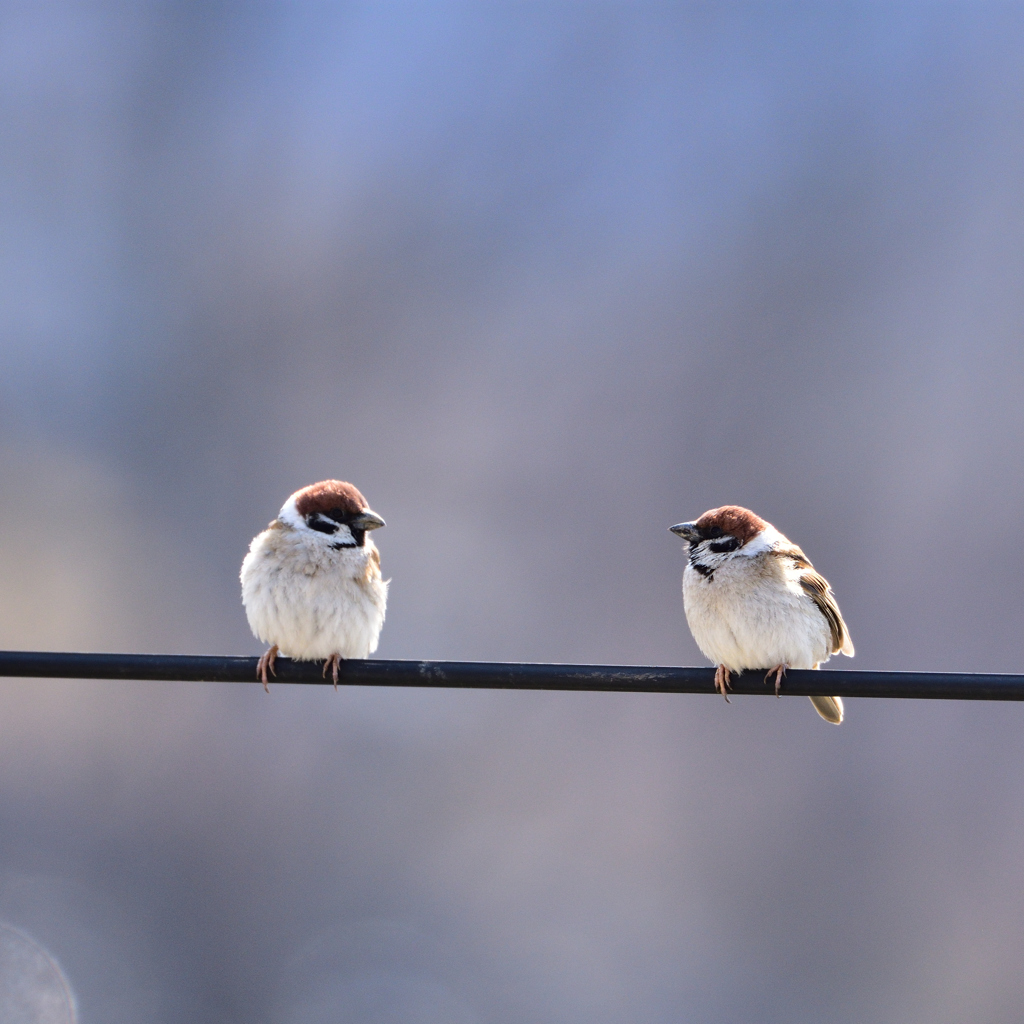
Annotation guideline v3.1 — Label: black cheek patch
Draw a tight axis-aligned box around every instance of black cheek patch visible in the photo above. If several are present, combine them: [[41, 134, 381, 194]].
[[708, 537, 741, 554], [307, 514, 339, 535]]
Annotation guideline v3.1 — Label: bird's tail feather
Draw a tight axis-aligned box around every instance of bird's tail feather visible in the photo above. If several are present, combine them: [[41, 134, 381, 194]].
[[809, 694, 843, 725]]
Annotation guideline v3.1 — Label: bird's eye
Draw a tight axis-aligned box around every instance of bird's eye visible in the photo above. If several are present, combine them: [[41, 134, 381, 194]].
[[328, 507, 348, 522], [704, 526, 724, 539]]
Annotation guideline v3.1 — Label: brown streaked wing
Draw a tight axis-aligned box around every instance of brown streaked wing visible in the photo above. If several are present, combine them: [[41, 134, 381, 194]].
[[798, 570, 848, 654], [771, 543, 813, 571], [362, 545, 382, 584]]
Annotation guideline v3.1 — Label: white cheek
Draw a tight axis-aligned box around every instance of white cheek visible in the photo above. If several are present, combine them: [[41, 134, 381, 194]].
[[278, 495, 303, 529], [331, 524, 355, 545], [736, 526, 784, 557], [692, 540, 735, 569]]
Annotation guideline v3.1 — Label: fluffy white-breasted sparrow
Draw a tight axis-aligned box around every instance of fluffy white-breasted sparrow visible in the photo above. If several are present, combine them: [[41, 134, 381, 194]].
[[241, 480, 388, 691], [670, 505, 854, 724]]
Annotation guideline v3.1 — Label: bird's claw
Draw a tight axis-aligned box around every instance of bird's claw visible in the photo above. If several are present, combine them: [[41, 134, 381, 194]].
[[714, 665, 732, 703], [323, 654, 342, 691], [257, 645, 279, 693], [765, 664, 787, 697]]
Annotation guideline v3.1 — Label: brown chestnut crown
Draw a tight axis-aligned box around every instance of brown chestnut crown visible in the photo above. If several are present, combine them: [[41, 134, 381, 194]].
[[694, 505, 767, 543], [294, 480, 368, 519]]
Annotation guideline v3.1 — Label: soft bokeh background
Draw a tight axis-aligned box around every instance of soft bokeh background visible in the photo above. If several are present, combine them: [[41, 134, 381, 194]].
[[1, 3, 1024, 1022]]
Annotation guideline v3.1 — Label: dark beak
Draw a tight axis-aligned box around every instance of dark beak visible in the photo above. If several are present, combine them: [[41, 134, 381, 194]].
[[669, 522, 700, 542], [352, 509, 386, 531]]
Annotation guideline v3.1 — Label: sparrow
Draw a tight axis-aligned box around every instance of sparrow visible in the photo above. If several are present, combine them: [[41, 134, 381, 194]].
[[240, 480, 388, 691], [669, 505, 854, 724]]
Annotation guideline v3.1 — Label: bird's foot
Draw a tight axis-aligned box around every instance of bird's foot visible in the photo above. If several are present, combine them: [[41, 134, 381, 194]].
[[257, 645, 279, 693], [714, 665, 732, 703], [765, 664, 788, 697], [323, 653, 342, 691]]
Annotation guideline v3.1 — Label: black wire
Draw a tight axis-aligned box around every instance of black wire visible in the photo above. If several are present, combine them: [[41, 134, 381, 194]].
[[0, 651, 1022, 699]]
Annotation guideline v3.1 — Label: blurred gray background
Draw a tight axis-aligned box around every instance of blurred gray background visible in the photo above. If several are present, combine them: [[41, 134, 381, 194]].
[[1, 3, 1023, 1022]]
